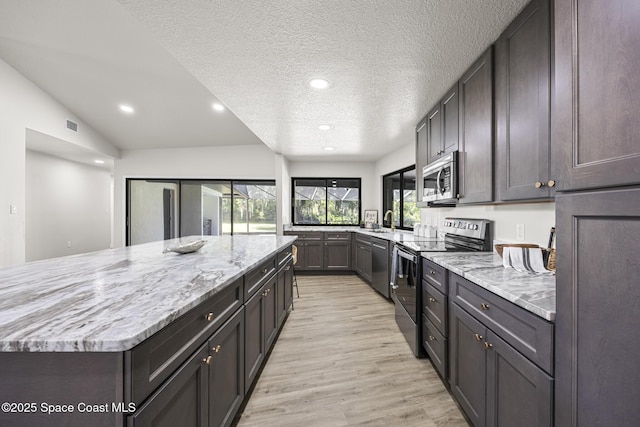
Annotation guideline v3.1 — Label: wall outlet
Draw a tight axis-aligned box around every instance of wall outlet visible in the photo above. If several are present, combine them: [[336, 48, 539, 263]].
[[67, 241, 72, 248], [516, 224, 525, 241]]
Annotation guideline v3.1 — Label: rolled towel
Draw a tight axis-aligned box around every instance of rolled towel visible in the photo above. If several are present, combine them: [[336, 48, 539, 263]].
[[503, 247, 552, 274]]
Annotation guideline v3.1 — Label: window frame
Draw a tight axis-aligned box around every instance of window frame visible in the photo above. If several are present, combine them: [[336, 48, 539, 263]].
[[382, 165, 417, 231], [291, 177, 362, 226]]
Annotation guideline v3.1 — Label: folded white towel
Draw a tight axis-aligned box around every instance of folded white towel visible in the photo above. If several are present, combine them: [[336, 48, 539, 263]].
[[503, 247, 552, 274]]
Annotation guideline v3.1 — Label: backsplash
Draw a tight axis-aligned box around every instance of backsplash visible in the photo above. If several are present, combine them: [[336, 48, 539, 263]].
[[420, 201, 555, 247]]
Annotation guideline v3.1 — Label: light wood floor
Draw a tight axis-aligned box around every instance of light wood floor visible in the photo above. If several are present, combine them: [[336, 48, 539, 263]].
[[235, 275, 469, 427]]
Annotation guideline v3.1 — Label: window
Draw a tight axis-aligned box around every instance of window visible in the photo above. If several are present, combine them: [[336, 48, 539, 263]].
[[292, 178, 361, 225], [126, 179, 276, 245], [382, 166, 419, 230]]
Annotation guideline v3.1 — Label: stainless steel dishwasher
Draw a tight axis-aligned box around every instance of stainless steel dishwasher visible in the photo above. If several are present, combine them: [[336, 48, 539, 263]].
[[371, 237, 389, 298]]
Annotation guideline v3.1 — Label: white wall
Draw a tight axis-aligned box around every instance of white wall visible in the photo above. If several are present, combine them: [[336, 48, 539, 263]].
[[25, 150, 112, 261], [113, 144, 276, 247], [287, 160, 377, 222], [374, 142, 416, 214], [0, 58, 119, 267]]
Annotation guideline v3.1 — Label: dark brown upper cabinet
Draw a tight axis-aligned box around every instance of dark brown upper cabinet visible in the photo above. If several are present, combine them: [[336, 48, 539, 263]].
[[496, 0, 553, 201], [553, 0, 640, 192], [427, 83, 459, 165], [415, 117, 428, 206], [458, 46, 494, 204]]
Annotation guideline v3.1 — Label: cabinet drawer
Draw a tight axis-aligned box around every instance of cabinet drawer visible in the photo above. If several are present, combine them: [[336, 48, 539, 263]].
[[422, 281, 447, 337], [449, 272, 554, 375], [422, 314, 448, 383], [245, 256, 276, 299], [128, 278, 243, 405], [422, 258, 447, 294], [277, 245, 293, 268], [290, 231, 323, 241], [324, 231, 350, 240]]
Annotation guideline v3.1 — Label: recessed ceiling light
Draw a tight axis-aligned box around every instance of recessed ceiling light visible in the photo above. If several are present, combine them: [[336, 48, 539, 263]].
[[212, 103, 225, 112], [119, 104, 134, 114], [323, 146, 336, 151], [309, 78, 330, 89], [94, 160, 105, 164], [318, 124, 333, 131]]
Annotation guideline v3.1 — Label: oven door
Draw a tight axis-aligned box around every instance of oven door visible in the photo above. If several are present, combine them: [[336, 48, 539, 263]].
[[393, 247, 418, 323]]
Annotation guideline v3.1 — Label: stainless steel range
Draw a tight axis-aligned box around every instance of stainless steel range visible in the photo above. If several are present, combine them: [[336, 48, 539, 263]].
[[391, 218, 492, 357]]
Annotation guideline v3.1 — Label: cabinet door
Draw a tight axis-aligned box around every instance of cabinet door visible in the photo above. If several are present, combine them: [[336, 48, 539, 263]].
[[496, 0, 552, 201], [264, 277, 278, 351], [426, 102, 443, 164], [244, 289, 264, 390], [323, 241, 351, 270], [208, 309, 245, 427], [303, 241, 323, 270], [129, 345, 208, 427], [556, 188, 640, 426], [554, 0, 640, 191], [276, 267, 286, 327], [441, 83, 459, 156], [449, 302, 487, 427], [416, 118, 428, 205], [459, 47, 494, 204], [486, 330, 553, 427]]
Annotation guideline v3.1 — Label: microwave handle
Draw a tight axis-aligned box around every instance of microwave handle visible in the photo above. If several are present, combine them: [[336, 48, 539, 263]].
[[436, 167, 443, 196]]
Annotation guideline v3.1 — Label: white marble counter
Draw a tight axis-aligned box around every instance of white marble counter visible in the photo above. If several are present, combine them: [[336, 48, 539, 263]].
[[0, 235, 296, 352], [422, 252, 556, 322]]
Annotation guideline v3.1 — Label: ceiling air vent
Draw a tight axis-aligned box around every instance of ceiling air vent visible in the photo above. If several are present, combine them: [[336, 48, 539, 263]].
[[66, 120, 78, 132]]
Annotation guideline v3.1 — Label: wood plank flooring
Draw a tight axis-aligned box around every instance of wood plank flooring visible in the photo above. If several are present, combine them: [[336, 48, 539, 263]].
[[235, 275, 469, 427]]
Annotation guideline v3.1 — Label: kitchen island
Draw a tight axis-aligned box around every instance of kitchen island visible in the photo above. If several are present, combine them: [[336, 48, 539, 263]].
[[0, 235, 296, 427]]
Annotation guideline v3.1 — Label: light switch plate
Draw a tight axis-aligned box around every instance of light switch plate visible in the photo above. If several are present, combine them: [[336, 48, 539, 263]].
[[516, 224, 525, 241], [9, 205, 17, 214]]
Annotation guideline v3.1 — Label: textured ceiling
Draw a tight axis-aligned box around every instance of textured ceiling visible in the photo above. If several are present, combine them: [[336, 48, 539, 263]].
[[1, 0, 530, 162], [117, 0, 530, 161], [0, 0, 265, 154]]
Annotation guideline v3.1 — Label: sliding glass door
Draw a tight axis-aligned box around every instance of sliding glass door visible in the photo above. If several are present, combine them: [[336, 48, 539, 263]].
[[126, 179, 276, 245]]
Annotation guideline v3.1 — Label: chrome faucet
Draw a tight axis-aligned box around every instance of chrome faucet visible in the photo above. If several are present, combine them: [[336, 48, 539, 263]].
[[384, 210, 395, 231]]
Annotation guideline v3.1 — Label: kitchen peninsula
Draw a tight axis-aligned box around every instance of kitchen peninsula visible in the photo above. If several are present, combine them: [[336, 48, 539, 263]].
[[0, 235, 296, 427]]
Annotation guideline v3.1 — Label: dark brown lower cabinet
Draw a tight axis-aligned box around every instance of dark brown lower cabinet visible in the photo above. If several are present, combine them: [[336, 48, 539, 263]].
[[130, 308, 246, 427], [556, 188, 640, 426], [245, 275, 280, 391], [486, 330, 553, 427], [323, 240, 351, 270], [209, 310, 245, 427], [277, 259, 294, 327], [450, 302, 553, 427], [128, 343, 209, 426], [244, 288, 265, 391], [263, 278, 278, 351], [450, 303, 487, 427]]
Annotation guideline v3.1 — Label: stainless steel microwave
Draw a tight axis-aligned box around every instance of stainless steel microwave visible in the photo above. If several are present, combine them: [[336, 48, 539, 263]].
[[422, 151, 458, 204]]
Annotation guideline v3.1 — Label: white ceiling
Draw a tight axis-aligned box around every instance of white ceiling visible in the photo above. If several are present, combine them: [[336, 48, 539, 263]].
[[1, 0, 529, 163]]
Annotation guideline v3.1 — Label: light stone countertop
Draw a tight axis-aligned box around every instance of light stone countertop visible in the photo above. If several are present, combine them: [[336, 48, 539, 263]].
[[422, 252, 556, 322], [0, 235, 296, 352]]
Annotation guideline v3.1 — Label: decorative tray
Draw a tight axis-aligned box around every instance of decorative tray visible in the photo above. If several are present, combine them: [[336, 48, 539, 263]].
[[162, 239, 206, 254]]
